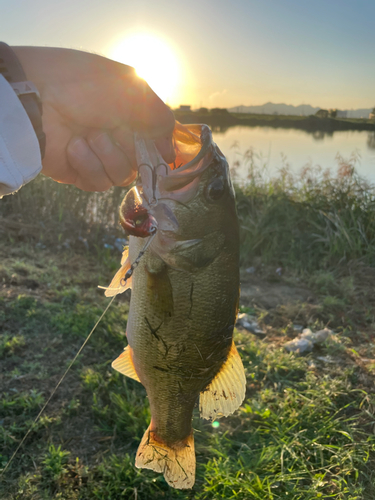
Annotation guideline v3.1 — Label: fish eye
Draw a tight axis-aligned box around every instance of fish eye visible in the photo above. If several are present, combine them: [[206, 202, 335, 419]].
[[205, 178, 226, 202]]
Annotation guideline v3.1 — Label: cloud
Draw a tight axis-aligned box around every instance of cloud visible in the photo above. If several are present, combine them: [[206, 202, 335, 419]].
[[209, 89, 228, 104]]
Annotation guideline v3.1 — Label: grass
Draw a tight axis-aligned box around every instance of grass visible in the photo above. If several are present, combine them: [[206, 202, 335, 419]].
[[1, 239, 375, 499], [1, 155, 375, 498]]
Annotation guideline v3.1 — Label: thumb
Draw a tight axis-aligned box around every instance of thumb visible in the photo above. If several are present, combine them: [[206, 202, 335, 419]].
[[129, 78, 175, 140], [118, 76, 176, 163]]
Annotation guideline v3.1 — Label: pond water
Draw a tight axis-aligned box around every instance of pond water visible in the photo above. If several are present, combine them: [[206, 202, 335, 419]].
[[212, 126, 375, 184]]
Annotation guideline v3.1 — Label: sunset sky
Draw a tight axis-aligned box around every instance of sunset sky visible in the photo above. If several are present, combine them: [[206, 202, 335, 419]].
[[1, 0, 374, 110]]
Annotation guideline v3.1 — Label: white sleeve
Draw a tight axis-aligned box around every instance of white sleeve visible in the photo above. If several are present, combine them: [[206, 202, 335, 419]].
[[0, 74, 42, 198]]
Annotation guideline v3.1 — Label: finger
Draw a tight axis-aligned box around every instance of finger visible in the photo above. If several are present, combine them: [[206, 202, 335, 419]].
[[88, 130, 136, 186], [113, 124, 176, 167], [67, 136, 113, 192], [41, 105, 79, 185], [129, 79, 175, 139], [111, 125, 138, 174]]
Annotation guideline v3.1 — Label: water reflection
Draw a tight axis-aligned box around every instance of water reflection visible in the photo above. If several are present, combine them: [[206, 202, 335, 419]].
[[212, 125, 375, 182], [211, 123, 355, 141], [367, 132, 375, 150], [211, 125, 231, 134], [311, 130, 334, 141]]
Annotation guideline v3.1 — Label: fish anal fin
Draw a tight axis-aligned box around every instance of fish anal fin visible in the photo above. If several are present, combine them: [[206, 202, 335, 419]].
[[136, 423, 195, 489], [112, 345, 141, 383], [199, 341, 246, 420], [103, 249, 132, 297]]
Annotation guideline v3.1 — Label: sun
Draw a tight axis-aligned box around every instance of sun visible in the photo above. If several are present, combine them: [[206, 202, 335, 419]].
[[109, 33, 180, 106]]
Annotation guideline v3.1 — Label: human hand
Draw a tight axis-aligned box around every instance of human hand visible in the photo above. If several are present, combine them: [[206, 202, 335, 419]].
[[11, 46, 175, 191]]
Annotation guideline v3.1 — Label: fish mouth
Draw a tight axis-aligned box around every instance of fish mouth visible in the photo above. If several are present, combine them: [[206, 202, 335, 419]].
[[137, 122, 217, 206], [119, 122, 223, 238]]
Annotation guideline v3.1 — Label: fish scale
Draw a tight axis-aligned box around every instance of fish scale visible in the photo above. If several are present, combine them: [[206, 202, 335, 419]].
[[128, 245, 237, 445]]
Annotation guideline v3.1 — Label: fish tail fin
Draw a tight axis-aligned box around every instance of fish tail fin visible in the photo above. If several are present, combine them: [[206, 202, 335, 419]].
[[135, 423, 195, 489]]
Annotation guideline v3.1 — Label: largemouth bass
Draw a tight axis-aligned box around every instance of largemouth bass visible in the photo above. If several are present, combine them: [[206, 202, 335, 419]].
[[103, 122, 246, 489]]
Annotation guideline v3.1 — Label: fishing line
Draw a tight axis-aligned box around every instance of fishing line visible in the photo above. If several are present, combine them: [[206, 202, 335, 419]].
[[1, 234, 156, 478], [120, 233, 156, 286], [0, 295, 116, 479]]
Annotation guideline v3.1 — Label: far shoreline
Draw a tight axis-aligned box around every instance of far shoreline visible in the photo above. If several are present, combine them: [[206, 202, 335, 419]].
[[174, 110, 375, 134]]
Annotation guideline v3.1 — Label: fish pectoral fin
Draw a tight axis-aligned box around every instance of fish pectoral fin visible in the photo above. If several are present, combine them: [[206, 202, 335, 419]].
[[199, 341, 246, 420], [136, 423, 195, 490], [120, 246, 129, 265], [112, 345, 141, 383], [101, 247, 132, 297]]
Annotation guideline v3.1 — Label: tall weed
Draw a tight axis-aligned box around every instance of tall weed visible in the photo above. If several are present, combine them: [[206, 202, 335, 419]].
[[235, 149, 375, 270], [2, 150, 375, 272], [1, 175, 125, 227]]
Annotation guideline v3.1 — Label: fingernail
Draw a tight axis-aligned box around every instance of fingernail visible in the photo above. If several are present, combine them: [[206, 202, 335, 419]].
[[69, 137, 89, 159], [93, 133, 114, 155]]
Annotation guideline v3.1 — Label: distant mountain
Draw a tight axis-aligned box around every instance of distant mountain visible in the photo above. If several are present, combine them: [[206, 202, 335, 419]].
[[228, 102, 319, 116], [346, 108, 373, 119], [228, 102, 372, 118]]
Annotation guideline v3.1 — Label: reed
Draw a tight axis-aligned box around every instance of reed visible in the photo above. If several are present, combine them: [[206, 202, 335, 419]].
[[235, 149, 375, 270], [1, 175, 126, 226]]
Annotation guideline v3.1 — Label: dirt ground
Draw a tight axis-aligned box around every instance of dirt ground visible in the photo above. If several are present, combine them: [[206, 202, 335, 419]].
[[240, 272, 314, 309]]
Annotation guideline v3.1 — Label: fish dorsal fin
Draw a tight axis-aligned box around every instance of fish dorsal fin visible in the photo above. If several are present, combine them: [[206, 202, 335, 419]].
[[112, 345, 141, 383], [100, 247, 132, 297], [199, 341, 246, 420], [136, 422, 195, 489]]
